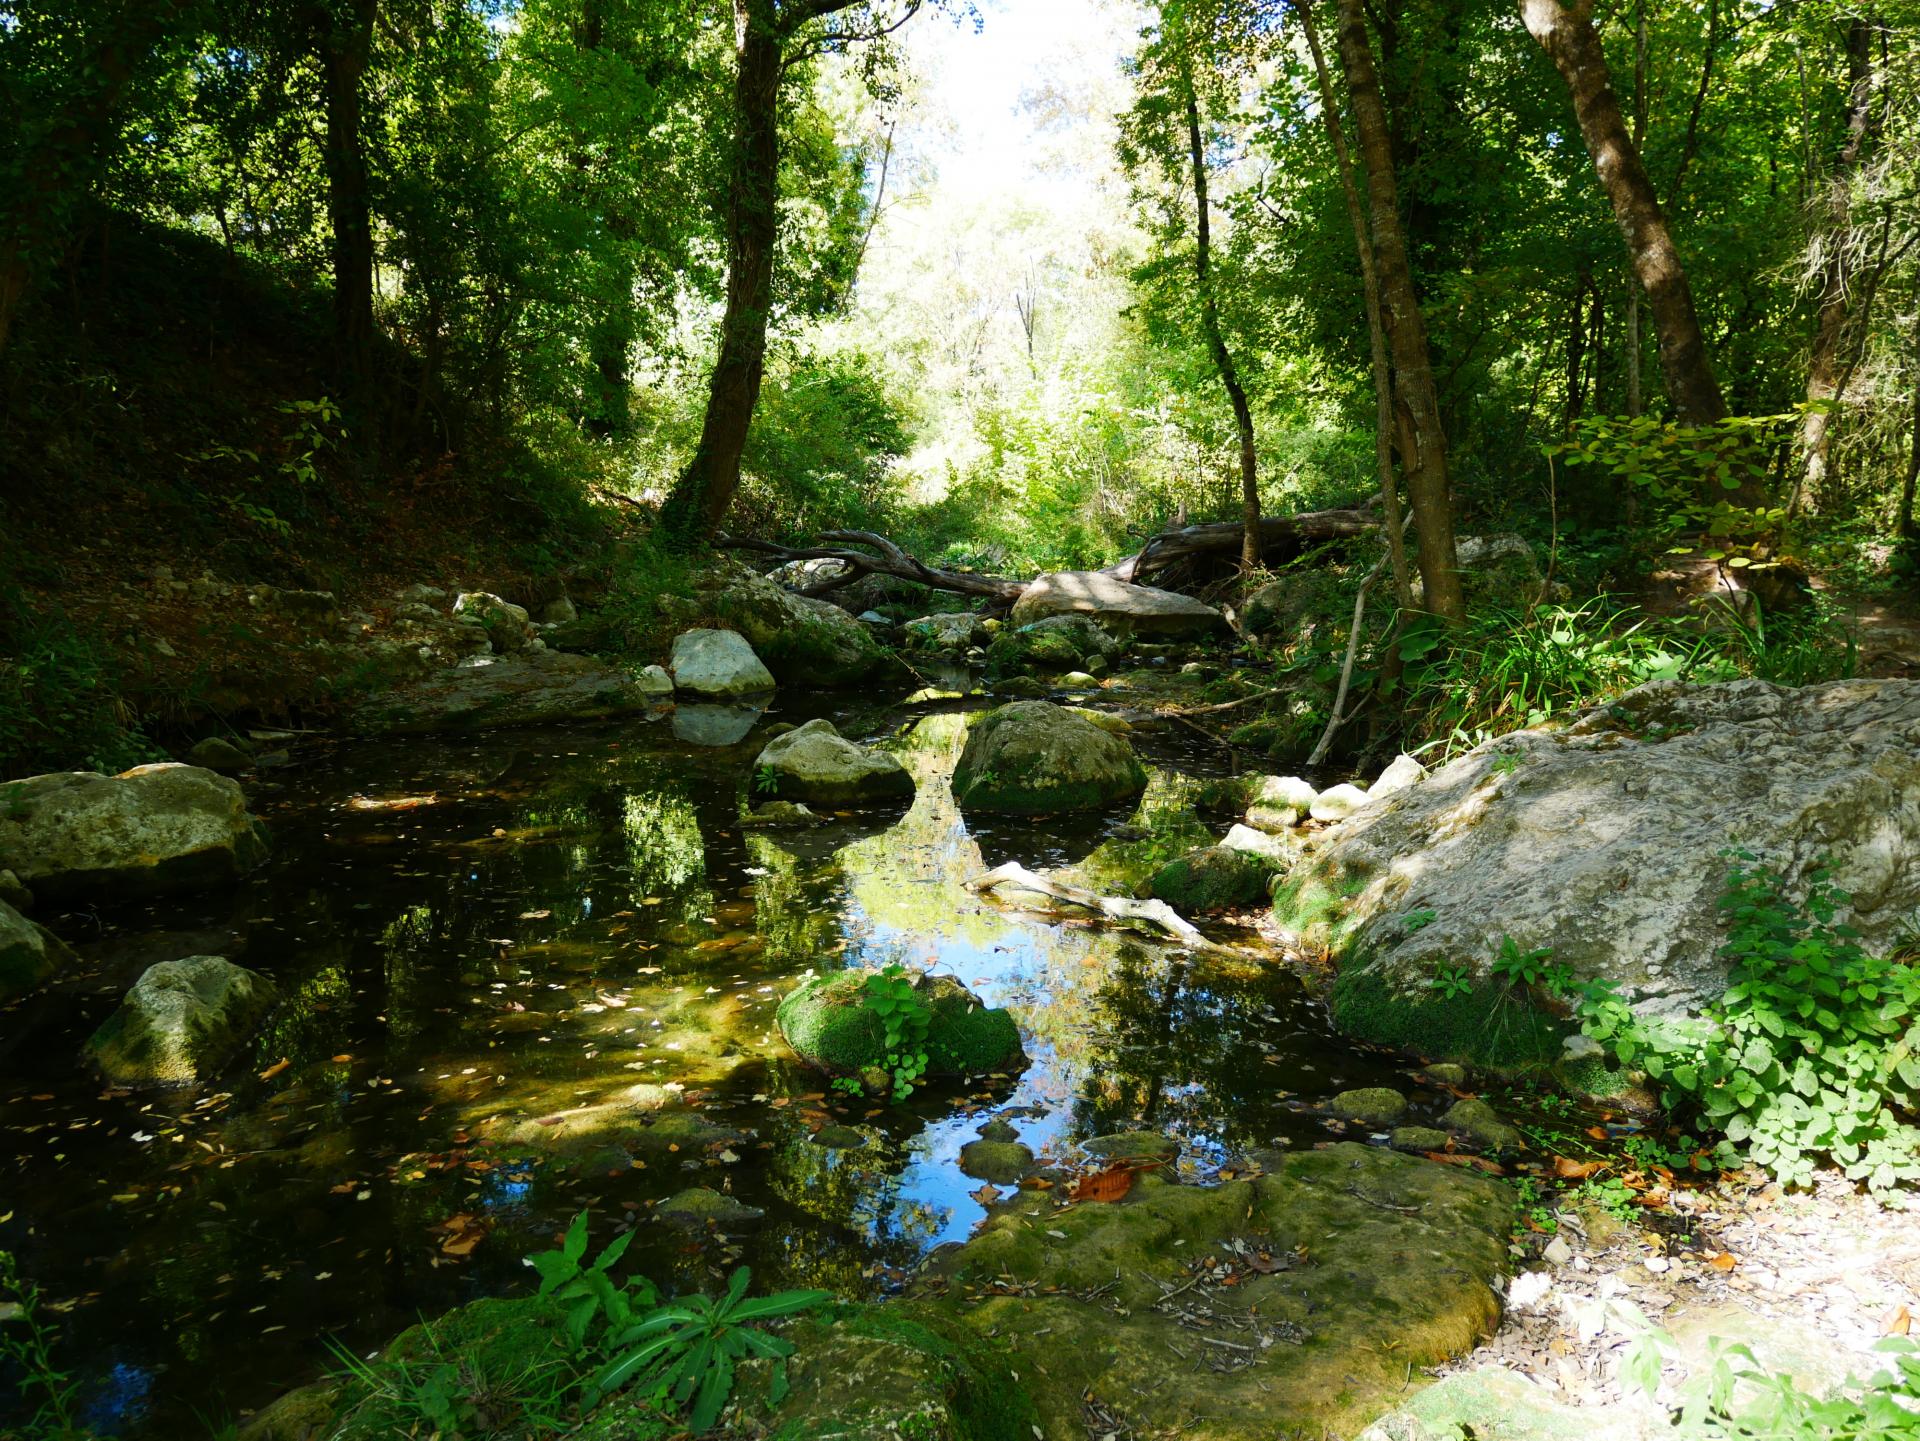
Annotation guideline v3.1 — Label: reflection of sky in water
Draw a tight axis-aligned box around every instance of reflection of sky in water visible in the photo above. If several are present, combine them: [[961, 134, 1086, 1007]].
[[81, 1363, 153, 1433]]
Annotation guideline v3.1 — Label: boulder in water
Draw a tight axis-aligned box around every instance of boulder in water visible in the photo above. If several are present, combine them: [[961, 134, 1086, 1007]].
[[777, 969, 1025, 1078], [752, 719, 914, 806], [0, 764, 269, 904], [950, 701, 1147, 815], [1309, 782, 1373, 823], [668, 628, 775, 699], [1148, 846, 1272, 912], [0, 898, 73, 1003], [985, 613, 1120, 676], [702, 567, 892, 685], [85, 956, 278, 1086]]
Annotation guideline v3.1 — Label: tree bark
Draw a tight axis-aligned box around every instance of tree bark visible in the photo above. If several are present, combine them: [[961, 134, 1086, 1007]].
[[1793, 15, 1880, 516], [1178, 51, 1262, 572], [660, 0, 785, 539], [714, 529, 1031, 603], [1333, 0, 1465, 621], [1522, 0, 1727, 427], [1901, 288, 1920, 541], [1298, 0, 1412, 608], [1624, 0, 1647, 416], [316, 0, 379, 393]]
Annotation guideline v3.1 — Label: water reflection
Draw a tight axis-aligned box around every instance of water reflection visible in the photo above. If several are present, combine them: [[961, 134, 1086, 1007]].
[[0, 699, 1412, 1436]]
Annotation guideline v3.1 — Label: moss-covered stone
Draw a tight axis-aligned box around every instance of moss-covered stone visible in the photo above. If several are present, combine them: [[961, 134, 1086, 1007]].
[[750, 1303, 1040, 1441], [1081, 1131, 1180, 1163], [657, 1186, 765, 1227], [1441, 1098, 1524, 1154], [918, 1143, 1511, 1440], [950, 702, 1147, 816], [85, 956, 278, 1087], [1147, 846, 1271, 912], [958, 1139, 1034, 1184], [983, 614, 1119, 677], [1328, 965, 1567, 1071], [1390, 1125, 1452, 1154], [0, 897, 70, 1002], [707, 568, 894, 686], [776, 970, 1026, 1078], [753, 719, 915, 807], [1330, 1086, 1409, 1128]]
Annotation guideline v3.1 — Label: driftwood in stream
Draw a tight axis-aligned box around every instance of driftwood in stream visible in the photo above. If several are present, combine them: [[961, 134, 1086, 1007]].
[[1106, 506, 1379, 584], [714, 530, 1027, 604], [966, 862, 1238, 955]]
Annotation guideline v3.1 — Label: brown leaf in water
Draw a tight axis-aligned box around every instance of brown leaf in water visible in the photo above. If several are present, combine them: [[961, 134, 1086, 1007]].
[[970, 1183, 1002, 1206], [1069, 1163, 1157, 1204], [1423, 1152, 1506, 1175], [330, 1054, 353, 1064], [1586, 1126, 1610, 1140], [258, 1059, 291, 1081], [1552, 1156, 1604, 1180]]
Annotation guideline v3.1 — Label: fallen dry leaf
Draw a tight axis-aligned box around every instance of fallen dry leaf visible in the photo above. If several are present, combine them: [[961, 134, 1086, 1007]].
[[1883, 1304, 1912, 1336], [258, 1058, 291, 1081], [1552, 1156, 1604, 1180], [1707, 1251, 1739, 1272]]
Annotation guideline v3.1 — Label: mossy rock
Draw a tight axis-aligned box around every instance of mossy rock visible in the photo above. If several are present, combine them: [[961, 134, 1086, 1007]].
[[0, 898, 71, 1003], [958, 1138, 1034, 1184], [776, 970, 1026, 1078], [1441, 1098, 1525, 1154], [918, 1142, 1511, 1439], [1391, 1125, 1452, 1154], [1147, 846, 1271, 913], [1327, 964, 1567, 1071], [983, 614, 1118, 677], [950, 702, 1147, 816], [1330, 1086, 1409, 1128], [85, 956, 278, 1087], [744, 1303, 1040, 1441], [1081, 1131, 1180, 1163]]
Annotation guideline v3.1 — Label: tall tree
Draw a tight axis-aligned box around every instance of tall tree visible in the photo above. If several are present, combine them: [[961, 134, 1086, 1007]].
[[1521, 0, 1728, 426], [310, 0, 379, 392], [1794, 14, 1884, 513], [661, 0, 936, 541], [1170, 15, 1261, 571], [1332, 0, 1464, 621]]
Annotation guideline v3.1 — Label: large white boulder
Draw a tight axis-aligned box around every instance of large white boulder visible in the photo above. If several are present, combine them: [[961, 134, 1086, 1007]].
[[669, 629, 775, 699], [1280, 678, 1920, 1016]]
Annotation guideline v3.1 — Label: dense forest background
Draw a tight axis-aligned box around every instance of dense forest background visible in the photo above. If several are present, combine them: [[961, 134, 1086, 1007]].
[[2, 0, 1918, 772]]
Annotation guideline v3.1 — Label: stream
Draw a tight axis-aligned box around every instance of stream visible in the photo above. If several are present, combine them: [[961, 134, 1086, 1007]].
[[0, 685, 1444, 1435]]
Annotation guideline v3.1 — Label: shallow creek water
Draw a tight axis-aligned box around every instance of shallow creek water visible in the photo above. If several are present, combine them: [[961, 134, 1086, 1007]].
[[1, 687, 1451, 1434]]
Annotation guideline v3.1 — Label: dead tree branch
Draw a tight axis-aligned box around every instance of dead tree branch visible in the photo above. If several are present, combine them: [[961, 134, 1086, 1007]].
[[1107, 506, 1379, 583], [713, 530, 1029, 604]]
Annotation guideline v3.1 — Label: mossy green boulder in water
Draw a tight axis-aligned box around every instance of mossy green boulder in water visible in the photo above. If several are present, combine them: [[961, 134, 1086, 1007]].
[[1147, 845, 1272, 912], [86, 956, 277, 1086], [752, 719, 914, 807], [0, 897, 72, 1002], [917, 1141, 1511, 1440], [950, 701, 1147, 815], [777, 970, 1026, 1078]]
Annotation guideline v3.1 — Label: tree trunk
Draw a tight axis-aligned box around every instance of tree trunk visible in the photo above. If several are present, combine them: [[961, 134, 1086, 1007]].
[[1298, 0, 1412, 609], [1523, 0, 1726, 427], [317, 0, 379, 392], [1334, 0, 1465, 621], [661, 0, 783, 540], [1793, 16, 1880, 516], [1901, 285, 1920, 541], [1178, 57, 1262, 573], [1624, 0, 1647, 415]]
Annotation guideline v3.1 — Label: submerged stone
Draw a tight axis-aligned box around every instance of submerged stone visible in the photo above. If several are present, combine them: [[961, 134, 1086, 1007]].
[[1081, 1131, 1180, 1163], [656, 1186, 765, 1228], [1331, 1087, 1409, 1128], [740, 800, 826, 828], [353, 651, 669, 735], [950, 701, 1147, 815], [0, 898, 73, 1003], [776, 970, 1025, 1079], [1391, 1125, 1453, 1154], [1442, 1098, 1524, 1154], [958, 1138, 1034, 1184]]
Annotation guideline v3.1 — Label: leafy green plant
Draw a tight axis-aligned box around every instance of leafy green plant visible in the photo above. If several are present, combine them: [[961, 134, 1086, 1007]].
[[860, 963, 933, 1103], [0, 1251, 87, 1441], [325, 1329, 572, 1439], [1621, 1327, 1920, 1440], [1401, 908, 1438, 934], [1427, 964, 1473, 1001], [753, 764, 781, 796], [1490, 935, 1573, 995], [1578, 1174, 1639, 1223], [1565, 852, 1920, 1196], [525, 1212, 832, 1432]]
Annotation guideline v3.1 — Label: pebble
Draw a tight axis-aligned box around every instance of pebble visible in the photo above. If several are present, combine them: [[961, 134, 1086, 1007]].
[[1543, 1236, 1574, 1266]]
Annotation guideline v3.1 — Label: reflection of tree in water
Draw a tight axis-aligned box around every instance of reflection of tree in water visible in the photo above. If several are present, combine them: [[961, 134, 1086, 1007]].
[[1067, 944, 1314, 1153], [743, 834, 844, 974], [620, 790, 706, 893], [753, 1115, 949, 1296]]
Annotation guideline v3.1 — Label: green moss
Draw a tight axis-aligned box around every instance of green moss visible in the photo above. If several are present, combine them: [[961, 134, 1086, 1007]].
[[1147, 846, 1271, 912], [776, 971, 1025, 1078], [1329, 965, 1566, 1070], [1268, 870, 1368, 951]]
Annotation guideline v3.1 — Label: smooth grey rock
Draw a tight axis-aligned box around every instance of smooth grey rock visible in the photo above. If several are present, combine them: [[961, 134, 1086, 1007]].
[[669, 628, 775, 699], [537, 595, 577, 624], [1284, 678, 1920, 1015], [1368, 754, 1426, 799], [656, 1187, 765, 1229], [1221, 823, 1299, 870], [1010, 571, 1228, 637], [635, 663, 674, 696], [0, 898, 73, 1003], [186, 736, 252, 774], [752, 719, 914, 806], [0, 765, 268, 903], [1309, 782, 1373, 823], [903, 613, 981, 652], [84, 956, 277, 1086]]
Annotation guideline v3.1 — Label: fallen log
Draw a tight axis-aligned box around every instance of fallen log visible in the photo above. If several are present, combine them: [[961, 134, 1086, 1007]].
[[713, 529, 1027, 604], [966, 861, 1239, 955], [1106, 506, 1379, 584]]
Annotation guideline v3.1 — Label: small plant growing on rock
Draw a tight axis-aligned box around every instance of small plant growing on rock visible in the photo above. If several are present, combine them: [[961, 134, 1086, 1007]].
[[862, 963, 933, 1103], [1491, 935, 1573, 995], [1428, 963, 1473, 1001], [753, 764, 781, 796]]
